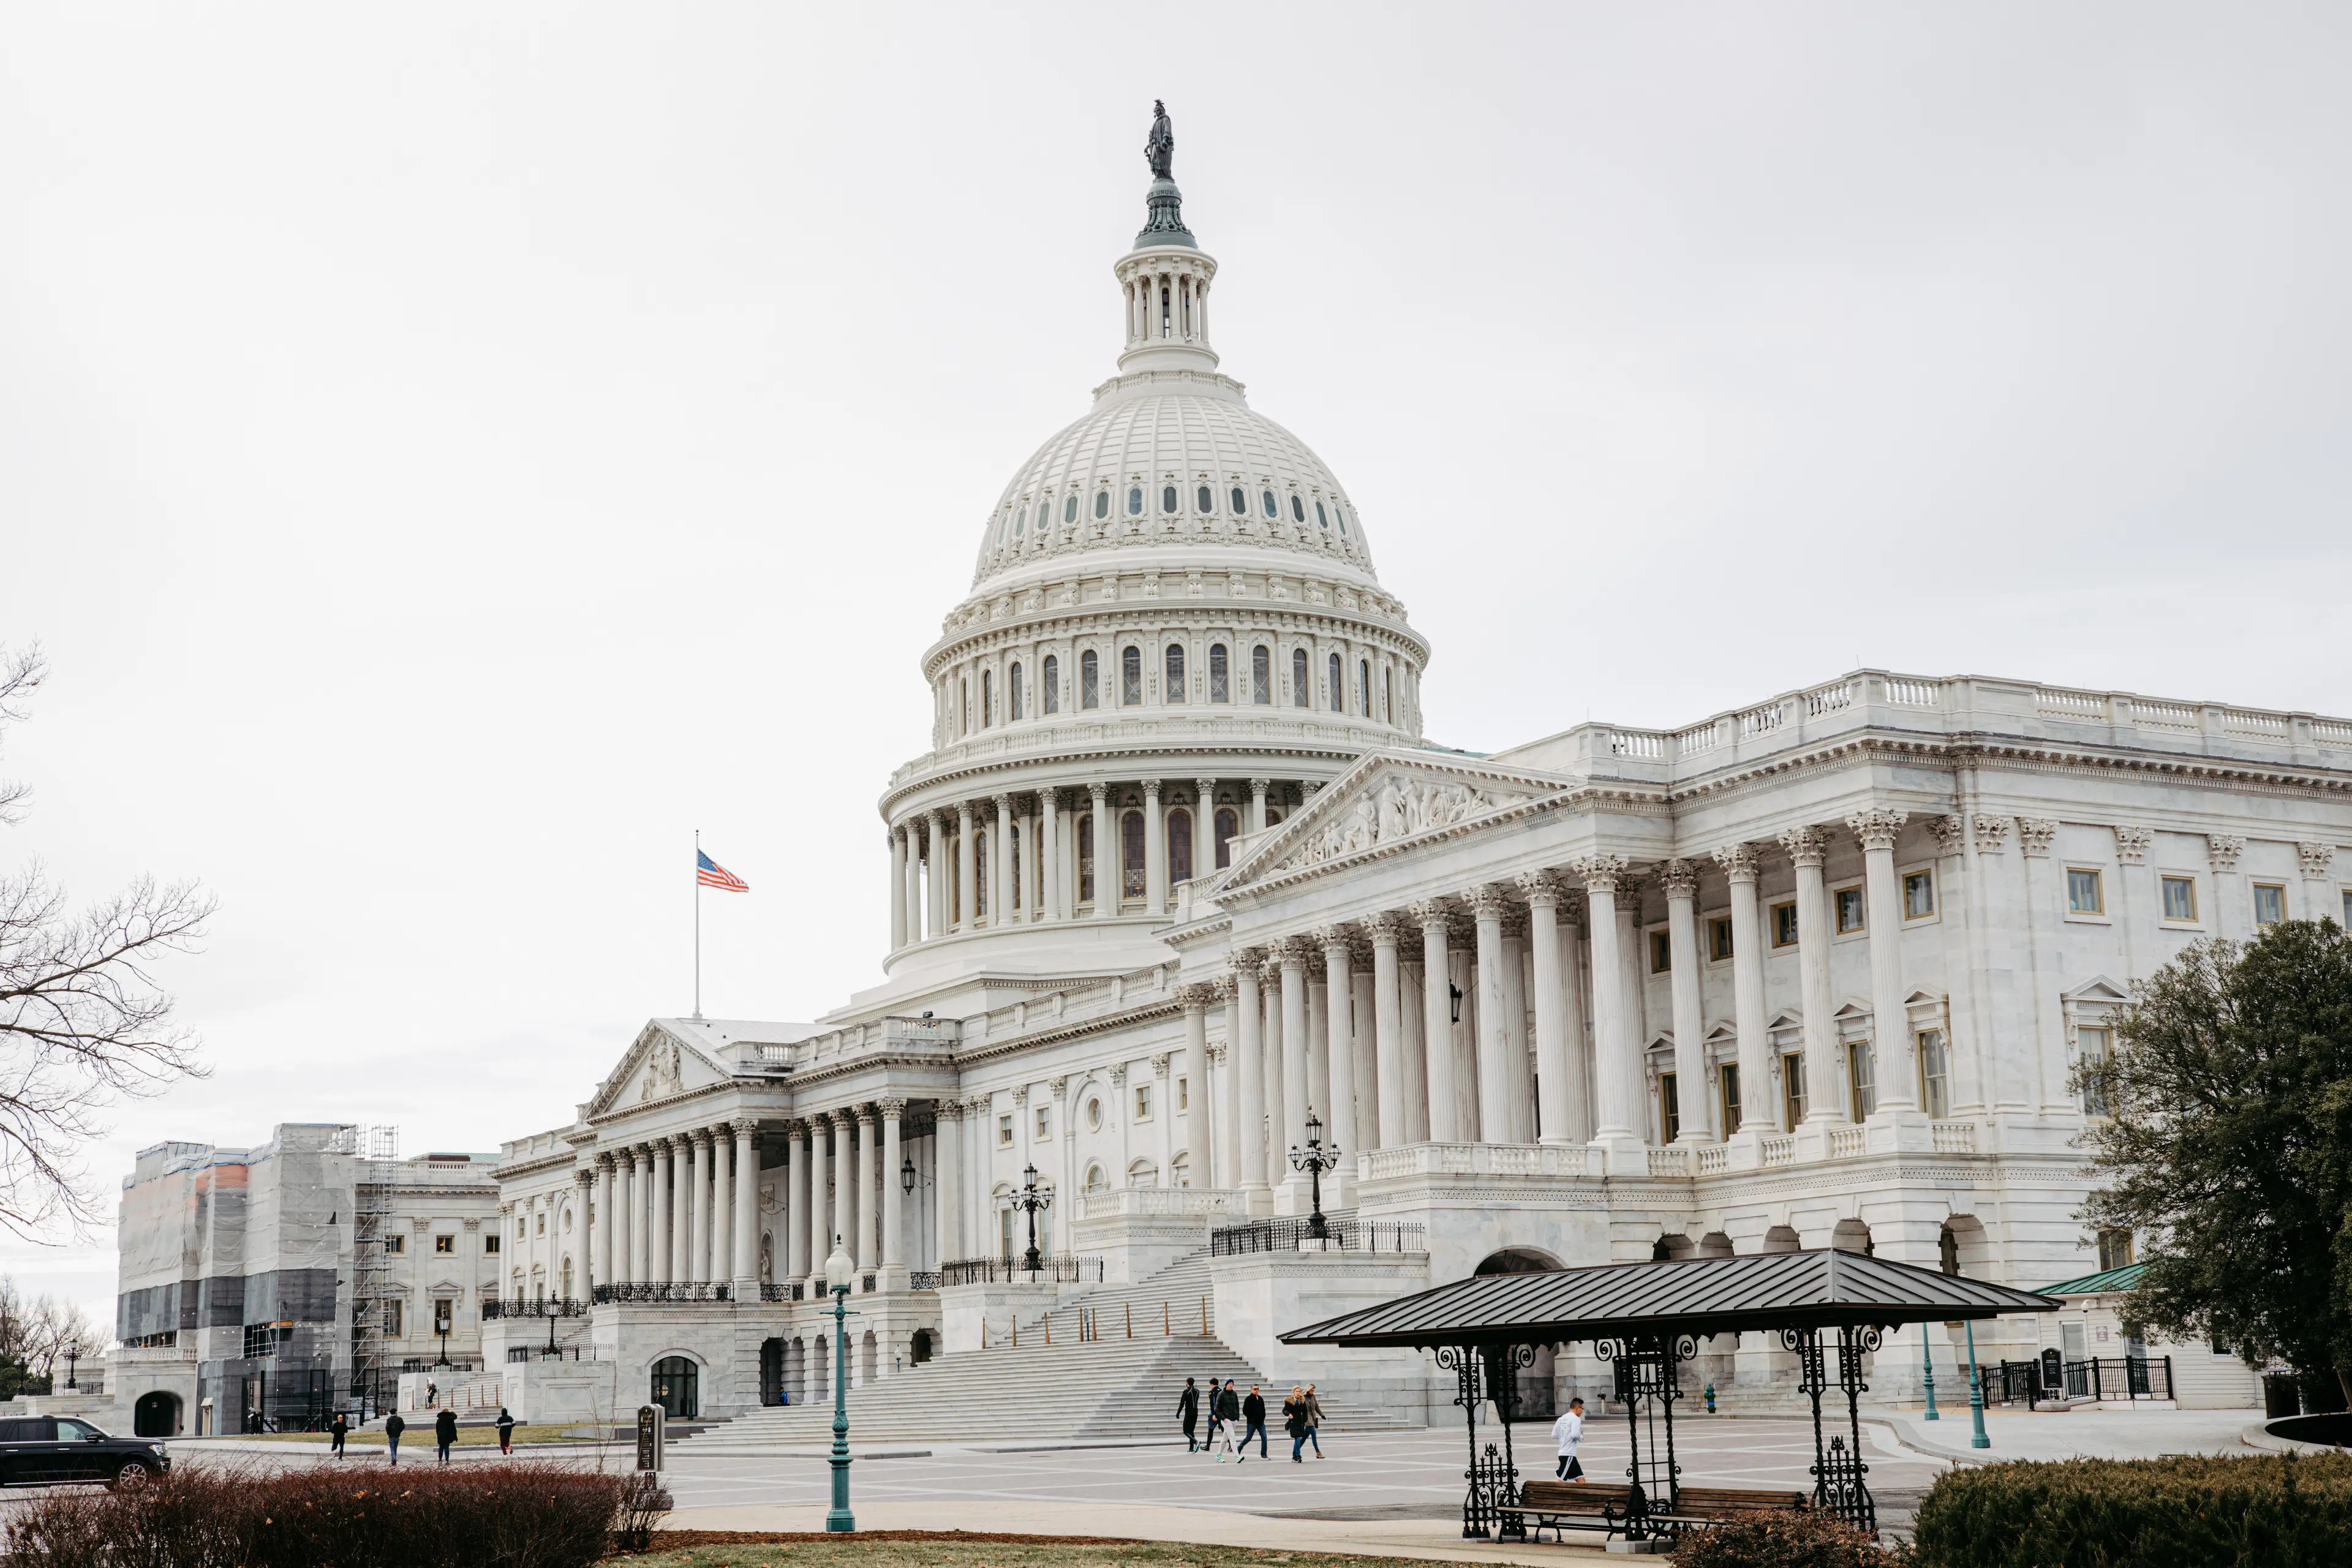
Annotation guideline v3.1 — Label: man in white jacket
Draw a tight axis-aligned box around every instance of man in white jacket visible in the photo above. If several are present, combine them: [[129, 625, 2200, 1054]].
[[1549, 1396, 1586, 1480]]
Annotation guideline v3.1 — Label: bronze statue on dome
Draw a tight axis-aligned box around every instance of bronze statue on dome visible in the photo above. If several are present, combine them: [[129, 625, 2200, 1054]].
[[1145, 100, 1174, 181]]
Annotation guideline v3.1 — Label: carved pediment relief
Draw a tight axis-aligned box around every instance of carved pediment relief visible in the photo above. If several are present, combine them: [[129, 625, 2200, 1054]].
[[1228, 753, 1559, 886], [587, 1022, 720, 1118]]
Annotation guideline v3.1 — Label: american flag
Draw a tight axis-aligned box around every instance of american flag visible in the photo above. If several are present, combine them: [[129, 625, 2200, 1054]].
[[696, 849, 748, 892]]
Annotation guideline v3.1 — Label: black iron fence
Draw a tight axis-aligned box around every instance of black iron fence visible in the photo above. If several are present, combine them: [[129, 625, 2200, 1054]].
[[1978, 1355, 2173, 1408], [759, 1283, 801, 1302], [592, 1282, 733, 1304], [940, 1256, 1106, 1286], [1209, 1217, 1427, 1256], [506, 1344, 585, 1363], [909, 1270, 944, 1292], [481, 1298, 588, 1320]]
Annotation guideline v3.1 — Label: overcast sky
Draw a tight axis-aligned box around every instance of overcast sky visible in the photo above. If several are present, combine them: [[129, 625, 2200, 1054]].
[[3, 6, 2347, 1332]]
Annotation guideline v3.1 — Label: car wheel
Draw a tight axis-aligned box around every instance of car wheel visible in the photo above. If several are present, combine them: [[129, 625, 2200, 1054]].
[[111, 1459, 153, 1490]]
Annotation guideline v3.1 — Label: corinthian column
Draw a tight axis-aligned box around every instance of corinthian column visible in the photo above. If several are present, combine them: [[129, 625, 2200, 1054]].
[[1574, 855, 1641, 1164], [1714, 845, 1771, 1144], [688, 1129, 713, 1283], [1368, 914, 1406, 1149], [1851, 809, 1919, 1124], [879, 1098, 905, 1286], [1469, 886, 1513, 1144], [593, 1155, 616, 1295], [1660, 860, 1712, 1143], [1414, 902, 1458, 1142], [1041, 790, 1064, 921], [1144, 780, 1167, 912], [1276, 946, 1308, 1205], [1179, 985, 1213, 1188], [707, 1125, 731, 1284], [1091, 783, 1115, 919], [1319, 930, 1357, 1204], [1518, 875, 1572, 1146], [992, 794, 1015, 929], [956, 802, 977, 931], [731, 1120, 760, 1299], [1782, 826, 1843, 1126], [1234, 959, 1268, 1209], [855, 1104, 880, 1275], [889, 827, 907, 950], [829, 1110, 854, 1268], [933, 1099, 963, 1266]]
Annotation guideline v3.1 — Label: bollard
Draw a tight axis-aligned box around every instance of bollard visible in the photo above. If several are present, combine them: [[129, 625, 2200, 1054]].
[[1127, 1303, 1133, 1338], [1043, 1314, 1050, 1346], [1200, 1295, 1208, 1335], [1163, 1301, 1170, 1336], [1704, 1382, 1716, 1415]]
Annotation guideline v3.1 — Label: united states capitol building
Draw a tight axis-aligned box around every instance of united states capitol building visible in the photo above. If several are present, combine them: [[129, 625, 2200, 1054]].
[[115, 116, 2346, 1438]]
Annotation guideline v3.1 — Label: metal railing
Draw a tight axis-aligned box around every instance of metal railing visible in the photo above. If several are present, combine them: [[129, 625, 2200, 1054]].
[[1978, 1355, 2173, 1408], [759, 1282, 801, 1302], [908, 1270, 944, 1292], [939, 1256, 1106, 1286], [481, 1297, 587, 1320], [591, 1282, 733, 1304], [1208, 1217, 1427, 1256], [506, 1344, 586, 1363]]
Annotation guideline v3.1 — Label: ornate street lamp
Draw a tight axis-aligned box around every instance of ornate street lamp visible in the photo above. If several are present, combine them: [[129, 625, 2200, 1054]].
[[824, 1237, 857, 1532], [1921, 1326, 1940, 1421], [1448, 982, 1463, 1024], [1962, 1320, 1990, 1449], [1288, 1107, 1340, 1243], [1012, 1162, 1052, 1276], [62, 1341, 78, 1392], [900, 1156, 917, 1194]]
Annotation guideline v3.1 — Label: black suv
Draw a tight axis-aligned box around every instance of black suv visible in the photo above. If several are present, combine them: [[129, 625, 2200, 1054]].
[[0, 1415, 170, 1489]]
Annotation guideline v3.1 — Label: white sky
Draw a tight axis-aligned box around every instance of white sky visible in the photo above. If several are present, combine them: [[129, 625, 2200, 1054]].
[[2, 6, 2347, 1336]]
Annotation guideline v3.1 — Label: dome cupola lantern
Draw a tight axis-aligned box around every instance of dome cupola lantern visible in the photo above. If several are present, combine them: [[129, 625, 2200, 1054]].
[[1119, 101, 1216, 378]]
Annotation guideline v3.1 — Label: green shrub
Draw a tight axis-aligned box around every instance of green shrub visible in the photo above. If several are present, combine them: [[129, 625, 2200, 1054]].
[[1670, 1510, 1907, 1566], [1911, 1452, 2352, 1568]]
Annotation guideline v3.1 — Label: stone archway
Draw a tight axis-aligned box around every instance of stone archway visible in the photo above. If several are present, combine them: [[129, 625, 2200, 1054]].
[[134, 1390, 182, 1437], [1473, 1247, 1562, 1276], [1472, 1249, 1563, 1421]]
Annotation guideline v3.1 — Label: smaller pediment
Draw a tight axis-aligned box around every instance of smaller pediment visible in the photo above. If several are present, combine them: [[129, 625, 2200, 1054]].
[[2063, 975, 2132, 1005], [1224, 748, 1566, 888], [586, 1020, 729, 1118]]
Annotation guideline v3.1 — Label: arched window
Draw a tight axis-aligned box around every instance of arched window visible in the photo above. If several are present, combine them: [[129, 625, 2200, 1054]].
[[1335, 504, 1348, 537], [1012, 507, 1023, 537], [1165, 643, 1185, 703], [974, 829, 988, 917], [1085, 1163, 1109, 1196], [1065, 494, 1079, 524], [1215, 808, 1238, 869], [1384, 668, 1393, 725], [1208, 643, 1229, 703], [1042, 654, 1060, 714], [1037, 499, 1050, 531], [1316, 500, 1328, 529], [1162, 484, 1178, 514], [1121, 810, 1147, 900], [1077, 815, 1095, 907], [1169, 808, 1193, 884], [1261, 489, 1278, 519], [1197, 484, 1213, 513], [1291, 494, 1306, 522], [1094, 489, 1109, 519], [1231, 486, 1247, 514], [960, 678, 970, 733], [1009, 661, 1023, 721], [1121, 646, 1142, 706], [1292, 648, 1310, 707], [1127, 486, 1143, 516], [1329, 652, 1344, 712], [981, 669, 992, 727], [1080, 649, 1100, 709], [1251, 645, 1272, 705], [650, 1357, 699, 1420], [1359, 658, 1372, 717]]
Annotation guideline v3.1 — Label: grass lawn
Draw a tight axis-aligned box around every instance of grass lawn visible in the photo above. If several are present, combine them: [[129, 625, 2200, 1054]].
[[232, 1423, 598, 1447], [624, 1538, 1446, 1568]]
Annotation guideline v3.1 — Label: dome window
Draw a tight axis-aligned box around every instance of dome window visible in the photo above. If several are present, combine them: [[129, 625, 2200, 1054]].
[[1231, 486, 1247, 515], [1127, 486, 1143, 516], [1013, 509, 1024, 538], [1121, 810, 1146, 899], [1095, 490, 1110, 520], [1065, 495, 1079, 524], [1335, 505, 1349, 538], [1196, 485, 1213, 514], [1316, 502, 1329, 530], [1292, 649, 1311, 708], [1251, 645, 1272, 705], [1359, 658, 1373, 718], [1164, 643, 1185, 703], [1037, 499, 1052, 530], [1121, 646, 1143, 706], [1261, 490, 1278, 519], [1328, 652, 1343, 713], [1291, 494, 1306, 523], [1080, 649, 1101, 710], [1168, 809, 1193, 885], [1162, 485, 1178, 514], [1214, 807, 1238, 869], [1042, 654, 1060, 715], [1208, 643, 1230, 703], [1009, 661, 1024, 722], [981, 669, 993, 727]]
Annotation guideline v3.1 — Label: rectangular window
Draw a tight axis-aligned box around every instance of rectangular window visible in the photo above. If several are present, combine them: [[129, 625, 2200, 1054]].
[[2343, 889, 2351, 927], [1847, 1040, 1876, 1120], [1251, 645, 1271, 705], [2078, 1025, 2113, 1115], [998, 1114, 1013, 1148], [1035, 1107, 1050, 1141], [1659, 1071, 1680, 1143], [1177, 1076, 1189, 1111], [1134, 1084, 1153, 1121], [1043, 655, 1060, 715], [1718, 1063, 1742, 1137], [1209, 644, 1229, 703], [1917, 1028, 1950, 1118], [1709, 915, 1735, 962], [1903, 869, 1935, 919], [1834, 886, 1865, 933], [383, 1234, 405, 1255], [434, 1234, 454, 1254], [2067, 867, 2105, 915], [1781, 1051, 1807, 1128], [2097, 1229, 2135, 1271], [1121, 646, 1142, 706], [535, 1212, 545, 1236], [1081, 649, 1100, 709], [1772, 901, 1799, 948], [1649, 930, 1672, 973], [2161, 875, 2198, 922], [484, 1234, 500, 1254], [1077, 816, 1095, 906], [243, 1323, 277, 1359], [2253, 883, 2286, 925], [385, 1300, 404, 1338], [433, 1298, 453, 1336]]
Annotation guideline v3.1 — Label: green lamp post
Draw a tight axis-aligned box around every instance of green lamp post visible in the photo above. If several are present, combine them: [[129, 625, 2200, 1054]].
[[824, 1237, 857, 1531], [1962, 1319, 1990, 1449], [1921, 1325, 1940, 1420]]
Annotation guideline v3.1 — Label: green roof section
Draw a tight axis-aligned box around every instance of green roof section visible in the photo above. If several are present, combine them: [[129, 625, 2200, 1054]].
[[2040, 1262, 2147, 1296]]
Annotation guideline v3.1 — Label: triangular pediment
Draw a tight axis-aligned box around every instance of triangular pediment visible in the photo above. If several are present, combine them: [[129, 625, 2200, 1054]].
[[585, 1020, 728, 1118], [1224, 749, 1567, 888], [2064, 975, 2132, 1005]]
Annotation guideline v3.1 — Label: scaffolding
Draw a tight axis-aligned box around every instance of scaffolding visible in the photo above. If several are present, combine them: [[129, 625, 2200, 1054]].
[[345, 1125, 398, 1418]]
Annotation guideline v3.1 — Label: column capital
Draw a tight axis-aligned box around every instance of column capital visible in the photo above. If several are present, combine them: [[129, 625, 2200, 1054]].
[[594, 1152, 616, 1173], [1513, 871, 1561, 907], [1141, 777, 1163, 797], [780, 1116, 809, 1139], [956, 799, 975, 824], [1569, 853, 1627, 894], [1272, 937, 1308, 971], [2207, 832, 2245, 870], [1195, 776, 1218, 799], [1711, 843, 1762, 884], [1150, 1050, 1172, 1076], [1209, 1040, 1230, 1065], [2299, 840, 2336, 880], [1366, 910, 1406, 944], [854, 1101, 880, 1127], [1928, 814, 1967, 858], [575, 1167, 597, 1189], [1107, 1062, 1128, 1085], [1973, 815, 2014, 856], [689, 1127, 714, 1149], [1175, 982, 1216, 1011], [992, 791, 1015, 812], [1466, 883, 1511, 920], [1313, 925, 1352, 957], [1408, 899, 1451, 933], [1088, 780, 1110, 804], [877, 1096, 908, 1120], [1248, 777, 1270, 794], [2016, 818, 2057, 858], [729, 1117, 760, 1138], [1777, 826, 1829, 868], [933, 1096, 967, 1121], [1846, 809, 1909, 852], [1657, 859, 1702, 900], [2115, 824, 2154, 864]]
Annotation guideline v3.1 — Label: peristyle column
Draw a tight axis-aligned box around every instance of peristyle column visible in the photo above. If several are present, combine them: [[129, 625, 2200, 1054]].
[[1369, 914, 1406, 1148], [1091, 783, 1115, 919], [1414, 902, 1458, 1142], [1469, 886, 1512, 1143], [1574, 856, 1639, 1148], [1661, 860, 1712, 1142], [1851, 809, 1918, 1115], [1143, 779, 1167, 912], [687, 1130, 712, 1283], [731, 1119, 760, 1297], [956, 803, 977, 931], [1782, 826, 1844, 1123], [1520, 875, 1573, 1145]]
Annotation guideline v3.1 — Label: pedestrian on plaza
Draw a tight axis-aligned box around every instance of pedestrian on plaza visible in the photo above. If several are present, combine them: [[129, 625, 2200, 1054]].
[[435, 1406, 458, 1464], [330, 1411, 349, 1458], [1304, 1384, 1326, 1458], [1178, 1377, 1200, 1451], [1551, 1396, 1586, 1480], [1241, 1384, 1268, 1460], [496, 1406, 516, 1455], [385, 1411, 405, 1466], [1212, 1379, 1242, 1461], [1283, 1385, 1310, 1463]]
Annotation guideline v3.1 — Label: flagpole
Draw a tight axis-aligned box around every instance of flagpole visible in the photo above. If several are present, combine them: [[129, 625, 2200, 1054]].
[[693, 827, 703, 1022]]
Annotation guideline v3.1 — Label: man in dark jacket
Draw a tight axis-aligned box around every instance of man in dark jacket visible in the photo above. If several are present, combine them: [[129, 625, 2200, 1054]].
[[384, 1411, 405, 1464], [330, 1412, 349, 1458], [495, 1406, 517, 1455], [1212, 1380, 1242, 1461], [1283, 1385, 1310, 1462], [435, 1406, 458, 1464], [1241, 1385, 1268, 1460], [1177, 1378, 1200, 1451]]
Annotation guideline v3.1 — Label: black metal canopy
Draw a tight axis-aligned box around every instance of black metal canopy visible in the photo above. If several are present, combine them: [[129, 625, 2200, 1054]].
[[1281, 1248, 2059, 1350]]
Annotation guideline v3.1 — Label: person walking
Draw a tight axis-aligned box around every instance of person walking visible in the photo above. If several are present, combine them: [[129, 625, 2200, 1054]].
[[495, 1406, 516, 1455], [329, 1411, 349, 1458], [1550, 1396, 1586, 1480], [384, 1410, 405, 1466], [1241, 1384, 1268, 1461], [1211, 1379, 1242, 1461], [1303, 1384, 1326, 1458], [435, 1406, 458, 1464], [1177, 1377, 1201, 1452], [1283, 1385, 1310, 1462]]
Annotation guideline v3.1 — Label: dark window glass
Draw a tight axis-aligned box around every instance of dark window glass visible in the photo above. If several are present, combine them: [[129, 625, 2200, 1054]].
[[1162, 485, 1177, 514], [1012, 508, 1023, 537], [1094, 490, 1109, 519], [981, 669, 992, 727], [1316, 501, 1328, 529], [1293, 648, 1310, 707], [1080, 649, 1100, 709], [1251, 646, 1272, 705], [1262, 489, 1278, 519], [1036, 500, 1050, 530], [1127, 486, 1143, 516], [1215, 808, 1238, 868], [1208, 643, 1229, 703], [974, 829, 987, 917], [1064, 495, 1078, 524], [1165, 643, 1185, 702], [1336, 505, 1348, 537], [1359, 658, 1371, 717], [1329, 652, 1343, 712], [1197, 485, 1213, 513], [1121, 811, 1147, 899], [1078, 816, 1095, 904], [1042, 655, 1059, 714], [1121, 646, 1142, 706], [1291, 494, 1306, 522], [1010, 662, 1023, 721], [1169, 809, 1194, 884], [1231, 486, 1247, 514]]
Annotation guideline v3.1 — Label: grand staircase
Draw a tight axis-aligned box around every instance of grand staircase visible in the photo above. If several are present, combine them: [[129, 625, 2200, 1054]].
[[676, 1246, 1420, 1449]]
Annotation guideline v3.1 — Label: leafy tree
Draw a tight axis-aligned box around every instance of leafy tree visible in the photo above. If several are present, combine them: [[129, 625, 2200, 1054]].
[[0, 644, 213, 1234], [2080, 920, 2352, 1403]]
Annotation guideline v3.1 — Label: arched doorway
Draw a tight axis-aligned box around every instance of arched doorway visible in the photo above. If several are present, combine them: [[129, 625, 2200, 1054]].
[[910, 1328, 934, 1366], [649, 1356, 699, 1419], [1831, 1219, 1874, 1256], [1473, 1248, 1561, 1276], [134, 1390, 182, 1437], [1471, 1250, 1561, 1422], [760, 1338, 785, 1405]]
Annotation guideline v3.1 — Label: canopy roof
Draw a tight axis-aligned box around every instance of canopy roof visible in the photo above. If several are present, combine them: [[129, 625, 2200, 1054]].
[[2040, 1261, 2146, 1297], [1281, 1248, 2059, 1349]]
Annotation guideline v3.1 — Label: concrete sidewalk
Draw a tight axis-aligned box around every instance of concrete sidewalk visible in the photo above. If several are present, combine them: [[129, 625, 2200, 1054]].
[[1873, 1406, 2260, 1464]]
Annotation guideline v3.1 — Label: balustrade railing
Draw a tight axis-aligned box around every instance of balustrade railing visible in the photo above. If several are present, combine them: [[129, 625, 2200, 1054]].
[[908, 1270, 944, 1292], [939, 1256, 1105, 1286], [1828, 1126, 1868, 1159], [1930, 1120, 1978, 1153], [1760, 1135, 1796, 1167], [592, 1282, 732, 1305], [759, 1283, 799, 1302], [1208, 1216, 1426, 1256]]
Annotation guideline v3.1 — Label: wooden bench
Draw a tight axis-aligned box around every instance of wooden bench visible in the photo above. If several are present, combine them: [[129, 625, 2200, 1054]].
[[1501, 1480, 1635, 1542], [1654, 1485, 1812, 1528]]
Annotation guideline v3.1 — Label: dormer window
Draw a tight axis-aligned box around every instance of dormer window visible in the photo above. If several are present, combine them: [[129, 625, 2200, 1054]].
[[1065, 495, 1079, 524], [1162, 485, 1178, 514], [1095, 490, 1110, 520], [1291, 494, 1306, 522], [1316, 501, 1329, 529], [1231, 486, 1247, 515], [1261, 489, 1278, 519], [1012, 508, 1023, 537], [1197, 485, 1213, 513], [1128, 486, 1144, 516]]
